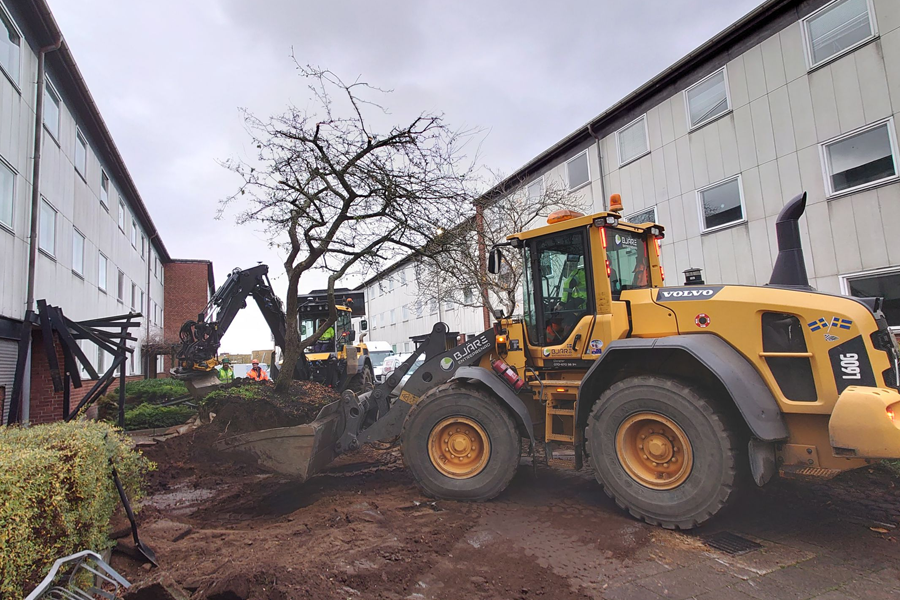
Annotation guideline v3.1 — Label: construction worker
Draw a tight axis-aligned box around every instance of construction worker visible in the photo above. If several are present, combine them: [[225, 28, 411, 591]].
[[561, 266, 587, 309], [247, 359, 269, 381], [314, 320, 335, 353], [218, 357, 234, 383]]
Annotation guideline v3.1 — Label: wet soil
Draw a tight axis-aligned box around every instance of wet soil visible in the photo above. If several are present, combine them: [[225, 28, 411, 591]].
[[120, 429, 900, 600], [205, 380, 339, 435]]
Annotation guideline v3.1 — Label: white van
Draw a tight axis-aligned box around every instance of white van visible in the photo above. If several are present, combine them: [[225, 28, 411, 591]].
[[363, 341, 394, 382]]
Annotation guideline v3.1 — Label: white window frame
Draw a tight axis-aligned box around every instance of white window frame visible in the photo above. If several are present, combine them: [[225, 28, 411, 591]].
[[402, 304, 409, 321], [840, 266, 900, 330], [75, 128, 88, 179], [140, 234, 146, 259], [131, 218, 137, 248], [625, 206, 658, 224], [43, 79, 61, 143], [565, 150, 591, 192], [117, 269, 125, 303], [72, 228, 85, 277], [0, 155, 15, 232], [526, 177, 544, 202], [100, 170, 110, 209], [683, 67, 731, 132], [118, 199, 126, 231], [801, 0, 878, 71], [0, 2, 22, 89], [696, 174, 746, 234], [98, 253, 108, 292], [615, 114, 651, 167], [131, 282, 137, 310], [38, 197, 56, 257], [819, 117, 899, 199]]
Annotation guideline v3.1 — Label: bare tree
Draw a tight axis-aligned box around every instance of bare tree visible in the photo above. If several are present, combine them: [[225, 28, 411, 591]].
[[222, 65, 477, 392], [414, 177, 587, 319]]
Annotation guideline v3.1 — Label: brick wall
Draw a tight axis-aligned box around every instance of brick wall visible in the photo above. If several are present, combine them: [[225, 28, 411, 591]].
[[29, 330, 142, 425], [163, 261, 212, 373]]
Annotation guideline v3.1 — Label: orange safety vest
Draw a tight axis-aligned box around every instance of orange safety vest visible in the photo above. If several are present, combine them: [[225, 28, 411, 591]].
[[248, 367, 269, 381]]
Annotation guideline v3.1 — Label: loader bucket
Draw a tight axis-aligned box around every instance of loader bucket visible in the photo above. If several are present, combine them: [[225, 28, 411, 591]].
[[173, 369, 222, 400], [214, 401, 344, 481]]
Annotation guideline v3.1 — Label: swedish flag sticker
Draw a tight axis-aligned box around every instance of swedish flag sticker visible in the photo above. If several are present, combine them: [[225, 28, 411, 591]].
[[831, 317, 852, 330], [808, 318, 827, 331]]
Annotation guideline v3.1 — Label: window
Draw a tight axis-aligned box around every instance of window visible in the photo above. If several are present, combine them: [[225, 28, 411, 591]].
[[72, 229, 84, 276], [821, 119, 897, 196], [150, 300, 156, 325], [402, 304, 409, 320], [97, 345, 105, 374], [131, 219, 137, 247], [38, 198, 56, 256], [527, 178, 543, 203], [685, 68, 730, 130], [390, 308, 396, 324], [118, 199, 125, 231], [697, 176, 745, 232], [159, 308, 163, 327], [140, 234, 146, 258], [802, 0, 876, 69], [388, 277, 394, 291], [0, 159, 13, 230], [75, 130, 88, 177], [430, 300, 437, 314], [153, 255, 159, 277], [607, 229, 653, 300], [98, 253, 108, 291], [0, 6, 20, 85], [43, 81, 60, 140], [400, 269, 407, 285], [140, 289, 144, 313], [117, 270, 125, 302], [843, 269, 900, 328], [566, 151, 590, 190], [156, 355, 164, 373], [378, 281, 384, 294], [100, 171, 109, 207], [444, 301, 454, 312], [131, 283, 137, 309], [616, 115, 650, 166], [464, 288, 474, 304], [625, 206, 657, 224]]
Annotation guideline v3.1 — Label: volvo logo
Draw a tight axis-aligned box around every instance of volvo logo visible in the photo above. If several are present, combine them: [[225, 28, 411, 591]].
[[657, 286, 723, 301]]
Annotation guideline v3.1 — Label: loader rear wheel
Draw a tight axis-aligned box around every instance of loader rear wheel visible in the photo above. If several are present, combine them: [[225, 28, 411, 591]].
[[586, 376, 740, 529], [402, 383, 520, 501], [348, 364, 374, 394]]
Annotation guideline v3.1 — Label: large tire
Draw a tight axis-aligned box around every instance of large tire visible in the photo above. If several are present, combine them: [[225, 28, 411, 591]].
[[401, 382, 521, 501], [586, 375, 741, 529], [348, 363, 374, 394]]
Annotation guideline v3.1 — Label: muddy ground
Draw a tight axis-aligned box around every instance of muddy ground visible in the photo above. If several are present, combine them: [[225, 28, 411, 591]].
[[114, 422, 900, 600]]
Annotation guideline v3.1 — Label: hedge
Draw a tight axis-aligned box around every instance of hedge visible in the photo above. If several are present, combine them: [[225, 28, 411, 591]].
[[113, 378, 188, 404], [0, 421, 150, 596], [123, 403, 195, 431]]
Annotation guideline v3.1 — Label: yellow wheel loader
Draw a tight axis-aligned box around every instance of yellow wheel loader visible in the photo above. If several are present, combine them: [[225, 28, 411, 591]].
[[210, 191, 900, 529]]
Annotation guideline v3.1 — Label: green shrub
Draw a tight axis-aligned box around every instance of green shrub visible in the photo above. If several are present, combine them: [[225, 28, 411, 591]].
[[203, 385, 263, 403], [112, 378, 188, 405], [123, 403, 195, 431], [0, 421, 150, 596]]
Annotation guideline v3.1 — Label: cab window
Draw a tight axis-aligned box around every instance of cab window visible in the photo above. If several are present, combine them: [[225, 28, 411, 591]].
[[524, 230, 593, 346], [606, 229, 650, 299], [336, 310, 352, 351]]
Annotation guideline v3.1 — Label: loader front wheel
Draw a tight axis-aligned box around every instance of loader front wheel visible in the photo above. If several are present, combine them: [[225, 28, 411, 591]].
[[587, 376, 740, 529], [402, 383, 520, 501]]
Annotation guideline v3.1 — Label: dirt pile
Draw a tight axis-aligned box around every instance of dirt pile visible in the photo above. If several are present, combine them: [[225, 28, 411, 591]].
[[139, 380, 339, 494], [205, 380, 338, 434]]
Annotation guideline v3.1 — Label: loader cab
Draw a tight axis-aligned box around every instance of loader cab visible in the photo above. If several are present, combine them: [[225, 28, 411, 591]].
[[300, 305, 355, 355], [500, 204, 665, 365]]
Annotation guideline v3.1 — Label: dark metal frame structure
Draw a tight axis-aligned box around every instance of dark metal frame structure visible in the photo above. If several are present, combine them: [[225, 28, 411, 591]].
[[6, 301, 139, 426]]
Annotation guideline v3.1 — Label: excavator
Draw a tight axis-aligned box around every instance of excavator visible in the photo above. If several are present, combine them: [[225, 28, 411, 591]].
[[172, 264, 374, 395], [204, 192, 900, 529]]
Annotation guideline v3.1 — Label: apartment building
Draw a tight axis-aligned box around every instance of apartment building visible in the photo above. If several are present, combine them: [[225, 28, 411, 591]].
[[0, 1, 207, 421], [366, 0, 900, 339]]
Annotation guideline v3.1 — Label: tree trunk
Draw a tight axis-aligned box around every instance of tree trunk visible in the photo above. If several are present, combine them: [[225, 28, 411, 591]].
[[275, 269, 302, 394]]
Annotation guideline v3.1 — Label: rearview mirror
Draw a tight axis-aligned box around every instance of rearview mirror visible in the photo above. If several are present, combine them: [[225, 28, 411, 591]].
[[360, 319, 368, 331], [488, 247, 503, 275]]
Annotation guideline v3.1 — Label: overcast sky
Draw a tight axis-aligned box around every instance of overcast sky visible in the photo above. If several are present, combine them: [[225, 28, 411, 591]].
[[50, 0, 762, 353]]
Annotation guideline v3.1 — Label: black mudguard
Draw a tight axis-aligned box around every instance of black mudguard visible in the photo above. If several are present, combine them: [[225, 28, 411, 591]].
[[577, 334, 789, 441]]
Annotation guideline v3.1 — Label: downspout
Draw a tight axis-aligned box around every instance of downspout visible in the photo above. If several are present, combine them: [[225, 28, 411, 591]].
[[475, 202, 490, 329], [144, 234, 152, 379], [586, 123, 607, 211], [22, 37, 62, 423], [26, 38, 62, 312]]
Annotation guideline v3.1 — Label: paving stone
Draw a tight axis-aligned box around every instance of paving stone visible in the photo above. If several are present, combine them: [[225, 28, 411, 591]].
[[795, 555, 862, 588], [717, 540, 815, 576], [692, 586, 758, 600], [809, 591, 855, 600], [601, 580, 665, 600], [636, 562, 745, 599], [732, 566, 841, 600], [838, 576, 900, 600]]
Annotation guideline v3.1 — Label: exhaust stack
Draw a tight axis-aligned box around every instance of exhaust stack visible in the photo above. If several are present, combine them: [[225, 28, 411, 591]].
[[768, 192, 811, 290]]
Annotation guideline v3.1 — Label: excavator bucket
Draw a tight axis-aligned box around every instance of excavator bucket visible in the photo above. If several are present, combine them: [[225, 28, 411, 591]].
[[213, 400, 344, 481], [181, 370, 221, 398]]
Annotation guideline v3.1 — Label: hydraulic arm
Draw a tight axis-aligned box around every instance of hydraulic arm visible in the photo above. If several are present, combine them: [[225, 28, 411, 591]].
[[175, 265, 286, 373]]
